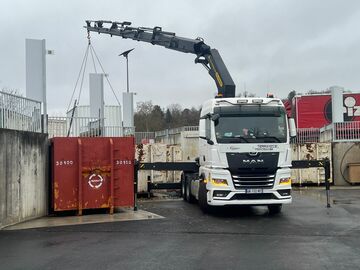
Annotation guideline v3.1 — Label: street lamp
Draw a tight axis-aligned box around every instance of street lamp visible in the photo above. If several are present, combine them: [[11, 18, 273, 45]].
[[119, 48, 135, 135], [119, 48, 135, 93]]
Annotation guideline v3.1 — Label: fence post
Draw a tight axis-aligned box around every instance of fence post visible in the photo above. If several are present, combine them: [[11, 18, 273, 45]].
[[134, 159, 139, 211], [324, 158, 331, 208]]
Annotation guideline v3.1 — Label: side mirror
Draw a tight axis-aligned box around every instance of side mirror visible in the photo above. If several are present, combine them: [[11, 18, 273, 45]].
[[195, 157, 200, 166], [288, 118, 297, 138], [207, 139, 214, 145], [211, 114, 220, 122]]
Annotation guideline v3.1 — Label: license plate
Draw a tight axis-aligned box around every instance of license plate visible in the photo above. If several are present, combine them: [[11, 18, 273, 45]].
[[245, 188, 263, 194]]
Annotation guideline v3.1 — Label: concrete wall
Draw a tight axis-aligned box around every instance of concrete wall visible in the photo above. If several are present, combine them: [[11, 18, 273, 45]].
[[332, 142, 360, 186], [0, 129, 48, 228]]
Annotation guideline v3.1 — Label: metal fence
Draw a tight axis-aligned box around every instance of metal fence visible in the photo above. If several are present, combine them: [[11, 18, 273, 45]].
[[155, 126, 199, 138], [293, 128, 321, 144], [320, 122, 360, 142], [134, 132, 155, 144], [48, 116, 134, 138], [0, 91, 42, 133]]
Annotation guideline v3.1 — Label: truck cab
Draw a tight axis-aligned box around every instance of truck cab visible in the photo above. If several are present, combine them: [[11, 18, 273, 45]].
[[183, 97, 296, 214]]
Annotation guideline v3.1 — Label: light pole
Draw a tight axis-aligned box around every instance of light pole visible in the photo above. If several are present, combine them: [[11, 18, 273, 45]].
[[119, 48, 135, 93], [119, 48, 135, 135]]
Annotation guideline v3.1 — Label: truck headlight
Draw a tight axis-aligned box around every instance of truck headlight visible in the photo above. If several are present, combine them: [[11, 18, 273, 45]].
[[211, 178, 228, 186], [279, 177, 291, 185]]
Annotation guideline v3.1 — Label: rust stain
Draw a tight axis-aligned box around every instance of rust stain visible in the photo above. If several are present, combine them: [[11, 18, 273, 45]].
[[305, 143, 314, 152], [54, 181, 59, 199], [136, 143, 144, 162], [81, 166, 111, 178]]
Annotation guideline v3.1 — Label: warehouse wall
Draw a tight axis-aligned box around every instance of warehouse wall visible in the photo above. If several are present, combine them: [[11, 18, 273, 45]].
[[0, 129, 48, 229]]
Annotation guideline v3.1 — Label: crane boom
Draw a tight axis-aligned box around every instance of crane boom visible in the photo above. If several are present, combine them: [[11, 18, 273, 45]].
[[85, 20, 236, 97]]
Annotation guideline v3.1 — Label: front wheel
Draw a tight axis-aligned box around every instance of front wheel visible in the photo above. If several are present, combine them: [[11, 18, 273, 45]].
[[186, 175, 196, 203], [268, 204, 282, 215], [198, 180, 211, 213]]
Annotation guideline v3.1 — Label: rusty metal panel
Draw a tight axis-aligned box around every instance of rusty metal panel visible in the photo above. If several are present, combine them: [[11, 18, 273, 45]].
[[150, 144, 167, 183], [166, 145, 182, 182], [136, 144, 184, 192], [52, 137, 134, 212], [291, 143, 332, 184], [135, 144, 151, 193]]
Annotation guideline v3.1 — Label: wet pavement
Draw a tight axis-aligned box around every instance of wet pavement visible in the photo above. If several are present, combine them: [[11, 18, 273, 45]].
[[1, 189, 360, 270], [3, 209, 163, 231]]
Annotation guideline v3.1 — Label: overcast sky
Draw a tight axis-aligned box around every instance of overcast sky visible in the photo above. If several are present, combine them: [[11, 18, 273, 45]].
[[1, 0, 360, 115]]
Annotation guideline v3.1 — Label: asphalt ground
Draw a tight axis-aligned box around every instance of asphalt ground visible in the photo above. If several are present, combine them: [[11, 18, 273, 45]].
[[1, 189, 360, 270]]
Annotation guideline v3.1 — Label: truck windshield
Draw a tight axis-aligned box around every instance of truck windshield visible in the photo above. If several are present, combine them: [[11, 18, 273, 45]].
[[214, 105, 287, 143]]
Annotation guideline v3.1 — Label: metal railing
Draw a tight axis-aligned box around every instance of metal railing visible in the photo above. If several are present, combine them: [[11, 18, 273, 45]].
[[48, 116, 134, 138], [333, 121, 360, 141], [134, 132, 155, 144], [155, 126, 199, 137], [320, 122, 360, 142], [0, 91, 42, 133], [293, 128, 321, 144]]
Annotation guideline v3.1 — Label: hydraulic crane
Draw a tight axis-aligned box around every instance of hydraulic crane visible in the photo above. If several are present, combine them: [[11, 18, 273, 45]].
[[85, 20, 236, 98], [84, 20, 333, 214]]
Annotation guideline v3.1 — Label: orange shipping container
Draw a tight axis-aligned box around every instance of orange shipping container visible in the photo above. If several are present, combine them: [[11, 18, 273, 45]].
[[51, 137, 135, 214]]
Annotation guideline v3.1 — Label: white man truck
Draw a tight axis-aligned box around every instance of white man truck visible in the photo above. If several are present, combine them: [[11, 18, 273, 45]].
[[183, 97, 296, 214], [85, 20, 296, 214]]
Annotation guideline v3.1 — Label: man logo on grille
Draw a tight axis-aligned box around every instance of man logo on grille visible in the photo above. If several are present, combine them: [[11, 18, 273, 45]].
[[88, 174, 104, 189]]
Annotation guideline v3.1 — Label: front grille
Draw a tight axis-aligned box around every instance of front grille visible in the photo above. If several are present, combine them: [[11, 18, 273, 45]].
[[230, 193, 277, 200], [232, 174, 275, 189]]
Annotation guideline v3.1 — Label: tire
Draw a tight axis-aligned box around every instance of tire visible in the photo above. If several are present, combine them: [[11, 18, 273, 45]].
[[198, 180, 211, 213], [181, 173, 187, 201], [268, 204, 282, 215], [186, 175, 196, 203]]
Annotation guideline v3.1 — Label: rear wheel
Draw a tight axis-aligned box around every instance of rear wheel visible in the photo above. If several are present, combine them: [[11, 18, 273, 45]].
[[181, 173, 187, 201], [268, 204, 282, 215]]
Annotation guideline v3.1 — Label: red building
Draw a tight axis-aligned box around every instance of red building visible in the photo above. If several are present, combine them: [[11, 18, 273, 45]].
[[291, 93, 360, 129]]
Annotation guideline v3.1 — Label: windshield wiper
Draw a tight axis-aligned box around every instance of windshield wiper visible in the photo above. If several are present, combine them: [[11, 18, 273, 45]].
[[256, 136, 281, 143]]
